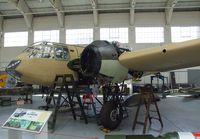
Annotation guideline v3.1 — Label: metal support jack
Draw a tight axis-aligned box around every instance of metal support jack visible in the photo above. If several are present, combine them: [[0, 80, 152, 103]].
[[46, 74, 88, 131]]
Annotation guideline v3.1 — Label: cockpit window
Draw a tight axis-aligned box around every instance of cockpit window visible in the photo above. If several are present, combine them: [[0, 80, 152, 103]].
[[55, 47, 69, 60], [63, 48, 69, 59], [30, 45, 43, 58], [43, 46, 54, 58], [24, 47, 34, 53], [24, 42, 69, 60], [55, 47, 63, 59]]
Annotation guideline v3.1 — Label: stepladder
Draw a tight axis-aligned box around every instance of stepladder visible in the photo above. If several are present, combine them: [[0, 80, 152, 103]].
[[132, 84, 163, 134]]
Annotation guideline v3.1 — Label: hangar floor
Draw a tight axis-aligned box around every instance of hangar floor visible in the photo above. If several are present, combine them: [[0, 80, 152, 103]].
[[0, 95, 199, 139]]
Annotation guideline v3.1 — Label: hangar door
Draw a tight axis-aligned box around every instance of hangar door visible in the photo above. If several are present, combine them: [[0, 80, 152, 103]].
[[188, 69, 200, 87]]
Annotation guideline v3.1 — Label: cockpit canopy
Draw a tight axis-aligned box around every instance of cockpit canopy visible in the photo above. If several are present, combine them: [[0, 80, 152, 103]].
[[24, 42, 69, 60]]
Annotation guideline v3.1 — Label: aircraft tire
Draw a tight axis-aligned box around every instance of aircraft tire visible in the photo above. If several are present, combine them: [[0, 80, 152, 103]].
[[100, 101, 123, 130]]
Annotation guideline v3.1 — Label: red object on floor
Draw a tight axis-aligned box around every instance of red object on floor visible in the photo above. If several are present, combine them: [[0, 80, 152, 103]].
[[193, 133, 200, 137]]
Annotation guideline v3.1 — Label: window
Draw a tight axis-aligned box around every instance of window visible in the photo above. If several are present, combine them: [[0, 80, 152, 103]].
[[135, 27, 164, 43], [55, 47, 63, 59], [4, 32, 28, 47], [55, 47, 69, 60], [27, 42, 69, 60], [31, 45, 55, 59], [66, 29, 93, 44], [100, 28, 128, 43], [171, 26, 200, 42], [34, 30, 59, 42], [43, 46, 54, 58]]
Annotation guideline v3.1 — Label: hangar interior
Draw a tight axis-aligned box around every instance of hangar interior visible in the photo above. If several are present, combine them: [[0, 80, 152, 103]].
[[0, 0, 200, 139]]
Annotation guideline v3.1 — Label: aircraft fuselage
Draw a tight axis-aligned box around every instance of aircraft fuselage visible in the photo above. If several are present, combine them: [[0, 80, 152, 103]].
[[6, 42, 84, 86]]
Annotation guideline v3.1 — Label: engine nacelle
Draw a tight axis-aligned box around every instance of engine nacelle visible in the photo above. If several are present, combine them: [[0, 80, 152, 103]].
[[80, 40, 129, 83]]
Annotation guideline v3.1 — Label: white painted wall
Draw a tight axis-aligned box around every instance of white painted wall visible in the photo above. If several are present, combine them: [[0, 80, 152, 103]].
[[34, 16, 60, 30], [65, 14, 94, 28], [4, 18, 27, 32], [99, 13, 129, 27], [171, 12, 200, 26], [0, 12, 200, 85]]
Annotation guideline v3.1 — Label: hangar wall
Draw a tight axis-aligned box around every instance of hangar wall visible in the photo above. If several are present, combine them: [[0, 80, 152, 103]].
[[0, 11, 200, 85]]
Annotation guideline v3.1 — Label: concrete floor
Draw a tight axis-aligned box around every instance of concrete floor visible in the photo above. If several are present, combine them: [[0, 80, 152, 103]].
[[0, 95, 200, 139]]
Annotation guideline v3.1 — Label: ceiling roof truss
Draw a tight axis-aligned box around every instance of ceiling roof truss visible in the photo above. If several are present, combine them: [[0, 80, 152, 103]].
[[165, 0, 179, 25], [8, 0, 33, 29], [49, 0, 64, 28], [130, 0, 136, 26], [90, 0, 98, 27]]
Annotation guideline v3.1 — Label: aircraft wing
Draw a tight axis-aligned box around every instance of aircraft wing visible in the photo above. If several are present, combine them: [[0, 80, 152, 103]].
[[119, 39, 200, 72]]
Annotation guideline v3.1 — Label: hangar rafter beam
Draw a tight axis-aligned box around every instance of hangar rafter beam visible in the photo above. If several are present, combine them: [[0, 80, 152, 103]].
[[165, 0, 179, 25], [0, 16, 3, 42], [130, 0, 136, 26], [90, 0, 98, 27], [0, 16, 3, 33], [49, 0, 64, 28], [7, 0, 33, 29]]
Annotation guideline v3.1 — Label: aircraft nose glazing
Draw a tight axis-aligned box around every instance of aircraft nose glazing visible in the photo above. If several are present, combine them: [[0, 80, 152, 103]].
[[5, 60, 22, 78]]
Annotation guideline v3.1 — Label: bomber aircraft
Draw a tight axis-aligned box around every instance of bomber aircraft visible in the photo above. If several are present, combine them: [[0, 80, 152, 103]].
[[5, 39, 200, 129]]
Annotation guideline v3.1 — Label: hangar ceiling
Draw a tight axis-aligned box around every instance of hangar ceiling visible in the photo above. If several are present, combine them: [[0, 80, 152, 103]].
[[0, 0, 199, 28], [0, 0, 200, 16]]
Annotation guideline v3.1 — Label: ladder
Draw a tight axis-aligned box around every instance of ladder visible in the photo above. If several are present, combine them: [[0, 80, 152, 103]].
[[46, 74, 88, 131], [132, 85, 163, 134]]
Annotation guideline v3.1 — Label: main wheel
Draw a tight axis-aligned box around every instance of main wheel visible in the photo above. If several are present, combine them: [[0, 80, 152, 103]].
[[100, 101, 123, 130]]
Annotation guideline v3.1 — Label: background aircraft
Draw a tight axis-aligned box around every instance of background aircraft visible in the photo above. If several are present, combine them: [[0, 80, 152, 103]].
[[5, 39, 200, 130]]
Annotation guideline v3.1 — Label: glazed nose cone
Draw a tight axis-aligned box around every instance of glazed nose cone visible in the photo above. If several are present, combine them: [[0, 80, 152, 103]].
[[5, 60, 22, 79]]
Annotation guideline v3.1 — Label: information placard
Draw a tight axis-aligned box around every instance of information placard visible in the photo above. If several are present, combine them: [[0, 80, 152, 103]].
[[2, 108, 52, 133]]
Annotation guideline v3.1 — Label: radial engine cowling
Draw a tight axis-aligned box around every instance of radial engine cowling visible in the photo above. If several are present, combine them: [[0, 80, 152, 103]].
[[80, 40, 128, 83]]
